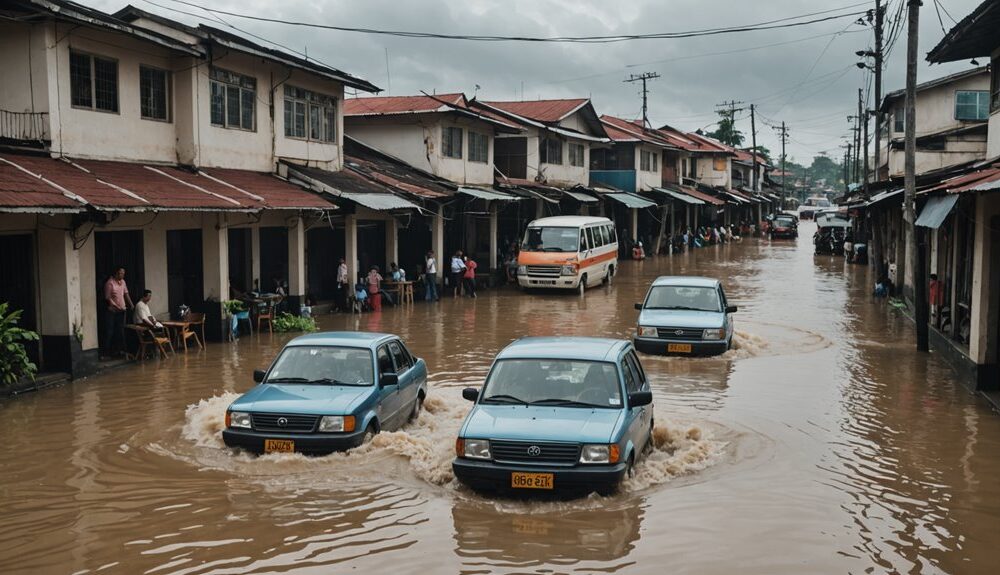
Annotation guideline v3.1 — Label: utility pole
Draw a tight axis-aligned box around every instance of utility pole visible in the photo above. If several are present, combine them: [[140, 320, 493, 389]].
[[904, 0, 927, 351], [863, 98, 870, 195], [624, 72, 661, 128], [845, 142, 853, 190], [750, 104, 758, 193], [873, 0, 884, 191], [857, 89, 864, 183], [774, 122, 789, 206]]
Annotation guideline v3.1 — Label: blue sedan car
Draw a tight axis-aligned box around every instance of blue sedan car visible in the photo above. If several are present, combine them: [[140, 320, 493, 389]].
[[453, 337, 654, 496], [633, 276, 737, 356], [223, 332, 428, 455]]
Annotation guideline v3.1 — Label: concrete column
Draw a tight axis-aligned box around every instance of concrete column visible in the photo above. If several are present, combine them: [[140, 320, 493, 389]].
[[489, 203, 499, 271], [345, 214, 359, 284], [669, 204, 676, 252], [969, 194, 1000, 376], [251, 225, 261, 291], [630, 208, 638, 243], [431, 210, 444, 286], [37, 225, 94, 377], [287, 215, 305, 313], [385, 216, 399, 267], [685, 205, 691, 230], [143, 224, 168, 317], [202, 215, 228, 340]]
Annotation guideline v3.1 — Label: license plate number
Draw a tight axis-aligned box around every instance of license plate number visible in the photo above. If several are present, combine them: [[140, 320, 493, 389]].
[[668, 343, 692, 353], [264, 439, 295, 453], [511, 472, 554, 489]]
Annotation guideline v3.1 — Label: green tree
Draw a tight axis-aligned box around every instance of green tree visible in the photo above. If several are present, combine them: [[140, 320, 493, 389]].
[[0, 302, 39, 387], [708, 110, 745, 147]]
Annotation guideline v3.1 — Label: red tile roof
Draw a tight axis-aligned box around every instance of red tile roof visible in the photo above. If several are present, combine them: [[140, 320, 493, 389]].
[[600, 115, 677, 147], [678, 186, 726, 206], [0, 155, 84, 211], [652, 126, 702, 152], [479, 99, 589, 123], [344, 93, 466, 116], [683, 132, 735, 154]]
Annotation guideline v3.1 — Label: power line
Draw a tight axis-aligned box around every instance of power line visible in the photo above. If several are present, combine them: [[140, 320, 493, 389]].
[[151, 0, 870, 44]]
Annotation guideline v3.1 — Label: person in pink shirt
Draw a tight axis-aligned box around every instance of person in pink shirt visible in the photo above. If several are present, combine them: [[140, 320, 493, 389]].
[[103, 267, 134, 359], [462, 255, 478, 299], [367, 265, 383, 311]]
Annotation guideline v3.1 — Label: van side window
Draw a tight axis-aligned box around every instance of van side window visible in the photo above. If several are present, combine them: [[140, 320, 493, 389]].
[[579, 230, 588, 251], [586, 227, 597, 249], [601, 225, 611, 245], [608, 225, 617, 244], [388, 341, 411, 372], [377, 345, 395, 375]]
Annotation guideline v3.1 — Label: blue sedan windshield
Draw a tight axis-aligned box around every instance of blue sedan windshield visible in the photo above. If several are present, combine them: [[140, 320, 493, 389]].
[[645, 286, 721, 312], [266, 346, 374, 385], [482, 359, 621, 408]]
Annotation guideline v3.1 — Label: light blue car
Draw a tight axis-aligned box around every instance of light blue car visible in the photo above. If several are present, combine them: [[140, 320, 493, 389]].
[[223, 332, 427, 455], [633, 276, 737, 356], [453, 337, 654, 496]]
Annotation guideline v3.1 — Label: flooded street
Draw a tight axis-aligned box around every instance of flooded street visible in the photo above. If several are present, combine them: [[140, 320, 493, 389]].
[[3, 224, 1000, 575]]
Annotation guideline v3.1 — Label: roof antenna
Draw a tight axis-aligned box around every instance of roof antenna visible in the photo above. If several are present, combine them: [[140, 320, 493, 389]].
[[474, 84, 481, 98], [384, 47, 391, 95]]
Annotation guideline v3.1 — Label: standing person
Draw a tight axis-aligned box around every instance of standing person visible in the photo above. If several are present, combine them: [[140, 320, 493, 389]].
[[929, 273, 944, 327], [424, 250, 439, 301], [462, 255, 478, 298], [336, 257, 349, 312], [367, 265, 383, 311], [103, 267, 133, 359], [450, 250, 466, 298]]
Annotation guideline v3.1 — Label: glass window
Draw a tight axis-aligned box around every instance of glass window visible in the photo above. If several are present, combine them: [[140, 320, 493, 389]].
[[388, 341, 411, 372], [210, 67, 256, 130], [621, 359, 637, 395], [283, 85, 336, 141], [894, 109, 905, 133], [652, 152, 659, 172], [540, 137, 563, 165], [579, 230, 588, 251], [521, 226, 579, 253], [481, 359, 622, 408], [608, 225, 618, 244], [139, 65, 169, 121], [265, 346, 374, 385], [442, 126, 463, 158], [569, 143, 585, 167], [599, 225, 610, 246], [586, 227, 597, 248], [377, 345, 395, 376], [643, 285, 722, 312], [992, 59, 1000, 112], [69, 52, 118, 112], [469, 131, 488, 163], [625, 352, 647, 391], [713, 156, 727, 171], [955, 90, 989, 121], [640, 150, 650, 171]]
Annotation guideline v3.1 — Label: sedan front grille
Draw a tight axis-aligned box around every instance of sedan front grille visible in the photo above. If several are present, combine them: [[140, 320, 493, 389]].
[[655, 327, 704, 341], [491, 440, 580, 465], [252, 413, 318, 433], [526, 265, 561, 277]]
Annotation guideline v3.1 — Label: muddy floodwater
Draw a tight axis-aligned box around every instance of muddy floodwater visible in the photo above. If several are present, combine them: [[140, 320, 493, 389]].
[[3, 224, 1000, 575]]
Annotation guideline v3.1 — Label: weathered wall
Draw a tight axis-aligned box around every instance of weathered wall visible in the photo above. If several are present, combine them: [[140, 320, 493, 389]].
[[0, 22, 50, 121], [695, 156, 731, 188], [635, 144, 663, 191], [969, 193, 1000, 366]]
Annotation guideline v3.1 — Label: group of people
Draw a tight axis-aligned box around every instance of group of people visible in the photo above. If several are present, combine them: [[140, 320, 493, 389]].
[[102, 267, 167, 359], [333, 250, 481, 312], [420, 249, 479, 301], [670, 224, 746, 252]]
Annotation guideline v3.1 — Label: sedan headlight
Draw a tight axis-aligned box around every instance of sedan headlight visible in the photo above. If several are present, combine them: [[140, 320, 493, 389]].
[[580, 444, 621, 464], [319, 415, 356, 432], [560, 264, 577, 276], [702, 328, 726, 340], [227, 411, 251, 429], [458, 438, 491, 460], [638, 326, 657, 338], [517, 265, 527, 275]]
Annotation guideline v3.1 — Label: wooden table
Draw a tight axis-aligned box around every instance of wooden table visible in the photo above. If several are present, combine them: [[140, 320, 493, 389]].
[[383, 281, 415, 304]]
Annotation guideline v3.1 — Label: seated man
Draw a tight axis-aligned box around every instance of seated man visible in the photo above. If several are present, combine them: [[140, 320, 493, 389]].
[[134, 290, 164, 330]]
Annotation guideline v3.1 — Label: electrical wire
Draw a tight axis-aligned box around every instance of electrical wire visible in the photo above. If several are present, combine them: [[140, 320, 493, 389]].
[[151, 0, 870, 44]]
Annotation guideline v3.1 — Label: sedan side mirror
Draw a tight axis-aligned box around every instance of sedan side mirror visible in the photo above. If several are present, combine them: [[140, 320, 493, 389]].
[[634, 302, 643, 310], [462, 387, 480, 402], [253, 369, 266, 383], [381, 373, 399, 387], [726, 305, 738, 313], [628, 391, 653, 408]]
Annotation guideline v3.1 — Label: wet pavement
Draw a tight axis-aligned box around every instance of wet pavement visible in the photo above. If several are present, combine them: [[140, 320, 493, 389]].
[[2, 222, 1000, 575]]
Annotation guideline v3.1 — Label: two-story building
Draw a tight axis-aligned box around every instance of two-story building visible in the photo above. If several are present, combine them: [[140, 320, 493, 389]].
[[0, 0, 381, 378], [877, 67, 990, 180]]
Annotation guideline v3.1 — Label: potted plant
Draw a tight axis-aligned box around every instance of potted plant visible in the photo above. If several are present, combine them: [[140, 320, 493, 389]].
[[0, 302, 40, 388]]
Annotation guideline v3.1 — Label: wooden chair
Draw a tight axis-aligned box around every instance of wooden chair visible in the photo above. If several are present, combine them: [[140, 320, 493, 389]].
[[179, 313, 204, 351], [187, 312, 206, 347], [256, 300, 275, 333], [130, 325, 173, 360]]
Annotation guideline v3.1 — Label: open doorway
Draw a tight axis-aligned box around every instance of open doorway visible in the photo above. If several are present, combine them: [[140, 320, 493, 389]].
[[228, 228, 252, 296], [259, 226, 289, 293], [0, 234, 38, 365], [94, 230, 144, 353], [167, 229, 203, 315]]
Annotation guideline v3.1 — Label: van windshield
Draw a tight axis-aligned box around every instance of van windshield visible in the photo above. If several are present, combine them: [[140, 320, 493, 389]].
[[521, 227, 579, 253], [266, 346, 374, 386]]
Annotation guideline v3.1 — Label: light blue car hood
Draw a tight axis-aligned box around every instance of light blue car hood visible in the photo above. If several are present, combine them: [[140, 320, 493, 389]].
[[464, 405, 624, 444], [229, 384, 372, 415], [638, 309, 724, 329]]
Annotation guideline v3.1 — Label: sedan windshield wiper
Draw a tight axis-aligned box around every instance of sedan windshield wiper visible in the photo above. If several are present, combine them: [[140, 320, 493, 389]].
[[646, 305, 706, 311], [530, 398, 607, 408], [482, 394, 529, 406], [265, 377, 310, 383]]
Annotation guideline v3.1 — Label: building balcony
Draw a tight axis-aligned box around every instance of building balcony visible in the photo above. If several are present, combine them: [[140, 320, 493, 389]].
[[1, 110, 50, 148], [590, 169, 635, 192]]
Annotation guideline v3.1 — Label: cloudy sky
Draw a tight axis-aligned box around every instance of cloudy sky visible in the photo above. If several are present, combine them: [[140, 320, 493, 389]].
[[86, 0, 984, 163]]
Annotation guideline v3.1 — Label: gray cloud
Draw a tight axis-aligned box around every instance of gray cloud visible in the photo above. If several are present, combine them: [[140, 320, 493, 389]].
[[86, 0, 985, 163]]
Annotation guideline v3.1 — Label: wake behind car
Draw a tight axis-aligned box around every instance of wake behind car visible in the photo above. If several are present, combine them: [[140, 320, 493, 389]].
[[453, 337, 653, 496], [223, 332, 427, 455], [633, 276, 736, 356]]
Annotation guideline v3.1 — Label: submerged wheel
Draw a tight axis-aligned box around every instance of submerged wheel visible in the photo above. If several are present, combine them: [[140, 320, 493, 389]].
[[604, 266, 614, 285], [409, 393, 424, 421], [626, 454, 636, 478], [578, 275, 588, 295], [362, 423, 377, 444]]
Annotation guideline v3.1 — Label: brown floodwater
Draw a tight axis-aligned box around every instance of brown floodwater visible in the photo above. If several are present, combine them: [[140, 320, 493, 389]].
[[3, 223, 1000, 575]]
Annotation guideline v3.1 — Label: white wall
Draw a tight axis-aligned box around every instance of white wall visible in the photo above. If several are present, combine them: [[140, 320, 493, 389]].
[[635, 144, 663, 191], [0, 22, 50, 121], [886, 71, 990, 140], [533, 129, 590, 187], [695, 155, 731, 188], [989, 48, 1000, 159]]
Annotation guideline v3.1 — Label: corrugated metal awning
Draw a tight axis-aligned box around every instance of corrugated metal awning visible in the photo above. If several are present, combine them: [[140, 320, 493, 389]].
[[513, 187, 560, 204], [563, 190, 599, 203], [915, 194, 958, 229], [458, 187, 521, 201], [651, 187, 705, 205], [338, 192, 420, 211], [865, 188, 904, 207], [606, 192, 656, 209]]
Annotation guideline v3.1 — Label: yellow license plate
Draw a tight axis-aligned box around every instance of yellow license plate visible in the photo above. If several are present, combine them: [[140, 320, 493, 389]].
[[264, 439, 295, 453], [511, 472, 554, 490], [668, 343, 693, 353]]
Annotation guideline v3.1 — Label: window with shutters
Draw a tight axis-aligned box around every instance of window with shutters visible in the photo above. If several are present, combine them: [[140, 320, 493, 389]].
[[210, 67, 256, 131]]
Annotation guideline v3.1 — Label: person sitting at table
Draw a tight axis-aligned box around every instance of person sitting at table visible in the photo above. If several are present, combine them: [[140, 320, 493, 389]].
[[390, 262, 406, 282], [134, 290, 165, 331]]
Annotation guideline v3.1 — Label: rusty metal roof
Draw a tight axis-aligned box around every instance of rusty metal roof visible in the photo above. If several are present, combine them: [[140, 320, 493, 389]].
[[344, 137, 455, 200], [0, 154, 85, 212], [479, 99, 589, 123], [345, 93, 466, 116]]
